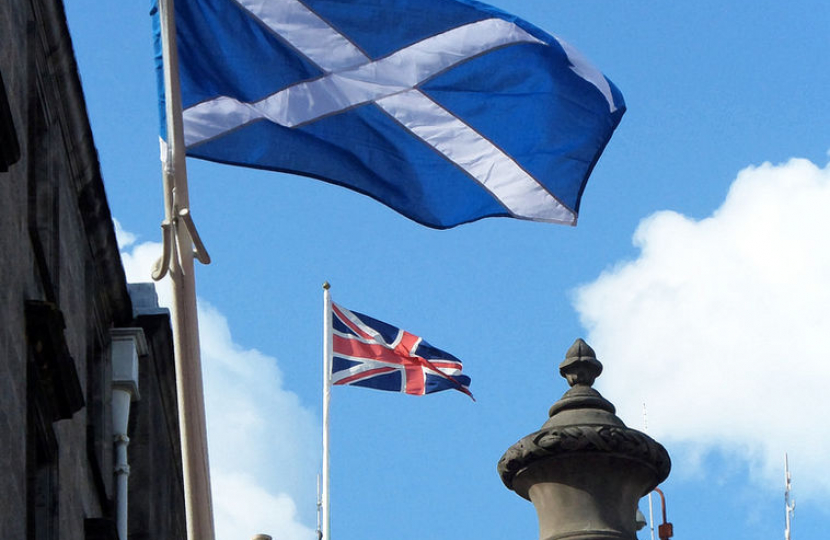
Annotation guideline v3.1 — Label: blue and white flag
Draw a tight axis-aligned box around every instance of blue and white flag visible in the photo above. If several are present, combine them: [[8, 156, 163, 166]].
[[153, 0, 625, 228]]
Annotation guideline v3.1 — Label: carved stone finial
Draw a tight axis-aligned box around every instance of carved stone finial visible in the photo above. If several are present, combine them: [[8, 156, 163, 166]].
[[498, 339, 671, 540], [559, 338, 602, 387]]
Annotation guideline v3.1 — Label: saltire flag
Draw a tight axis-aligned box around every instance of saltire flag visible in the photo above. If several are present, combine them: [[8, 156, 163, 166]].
[[152, 0, 625, 228], [331, 303, 473, 399]]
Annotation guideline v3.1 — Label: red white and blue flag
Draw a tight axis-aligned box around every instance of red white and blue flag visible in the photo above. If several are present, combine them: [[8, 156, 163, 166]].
[[331, 303, 473, 399]]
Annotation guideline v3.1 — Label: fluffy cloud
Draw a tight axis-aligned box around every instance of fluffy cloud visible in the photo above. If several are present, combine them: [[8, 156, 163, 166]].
[[118, 230, 318, 540], [213, 472, 314, 540], [574, 158, 830, 497], [118, 235, 173, 307], [113, 218, 137, 249], [199, 302, 319, 534]]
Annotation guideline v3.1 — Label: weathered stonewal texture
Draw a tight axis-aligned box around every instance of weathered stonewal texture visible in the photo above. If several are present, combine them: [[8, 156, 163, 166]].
[[0, 1, 186, 538], [499, 339, 671, 540], [129, 285, 188, 540]]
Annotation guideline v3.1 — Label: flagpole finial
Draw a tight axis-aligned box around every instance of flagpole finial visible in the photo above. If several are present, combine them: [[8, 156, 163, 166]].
[[323, 281, 330, 290]]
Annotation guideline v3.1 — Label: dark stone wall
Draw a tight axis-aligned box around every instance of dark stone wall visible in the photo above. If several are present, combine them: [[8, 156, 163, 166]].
[[0, 3, 33, 534], [130, 309, 188, 540], [0, 1, 186, 539]]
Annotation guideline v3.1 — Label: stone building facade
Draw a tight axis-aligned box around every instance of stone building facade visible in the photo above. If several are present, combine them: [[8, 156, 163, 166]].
[[1, 0, 186, 538]]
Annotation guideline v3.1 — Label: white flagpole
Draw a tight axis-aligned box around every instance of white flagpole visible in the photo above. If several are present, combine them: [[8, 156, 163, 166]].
[[322, 283, 333, 540], [156, 1, 215, 539], [784, 453, 794, 540], [316, 474, 323, 540], [643, 403, 655, 540]]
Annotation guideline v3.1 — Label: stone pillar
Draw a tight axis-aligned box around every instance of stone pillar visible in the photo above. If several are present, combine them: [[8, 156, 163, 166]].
[[498, 339, 671, 540]]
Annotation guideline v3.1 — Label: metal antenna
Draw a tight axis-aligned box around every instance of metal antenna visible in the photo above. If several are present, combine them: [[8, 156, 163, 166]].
[[644, 403, 656, 540], [316, 474, 323, 540], [785, 453, 795, 540]]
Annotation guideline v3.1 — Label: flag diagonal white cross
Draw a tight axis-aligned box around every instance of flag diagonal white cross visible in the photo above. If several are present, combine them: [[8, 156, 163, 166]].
[[181, 0, 614, 223]]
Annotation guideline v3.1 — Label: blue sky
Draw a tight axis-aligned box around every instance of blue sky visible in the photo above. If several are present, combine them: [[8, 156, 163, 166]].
[[65, 1, 828, 539]]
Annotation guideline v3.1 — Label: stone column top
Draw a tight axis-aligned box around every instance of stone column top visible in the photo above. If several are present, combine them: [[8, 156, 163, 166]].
[[498, 338, 670, 497]]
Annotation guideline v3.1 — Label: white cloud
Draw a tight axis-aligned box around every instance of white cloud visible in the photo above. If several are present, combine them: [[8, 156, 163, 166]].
[[213, 472, 315, 540], [199, 301, 319, 535], [118, 237, 173, 307], [574, 158, 830, 498], [113, 218, 137, 249], [119, 233, 318, 540]]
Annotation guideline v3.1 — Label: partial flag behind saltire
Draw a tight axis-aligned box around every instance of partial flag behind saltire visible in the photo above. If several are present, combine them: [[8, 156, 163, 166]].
[[152, 0, 625, 229], [331, 303, 473, 399]]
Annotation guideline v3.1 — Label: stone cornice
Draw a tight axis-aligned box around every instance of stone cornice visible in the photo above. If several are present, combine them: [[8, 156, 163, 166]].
[[498, 424, 671, 492]]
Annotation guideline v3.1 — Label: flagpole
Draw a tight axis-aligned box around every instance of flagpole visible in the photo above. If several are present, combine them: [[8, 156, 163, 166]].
[[785, 453, 794, 540], [156, 1, 215, 539], [643, 404, 655, 540], [322, 282, 333, 540]]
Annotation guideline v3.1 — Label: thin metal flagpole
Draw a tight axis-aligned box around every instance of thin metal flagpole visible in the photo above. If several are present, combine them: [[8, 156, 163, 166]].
[[155, 0, 215, 539], [785, 453, 794, 540], [316, 474, 322, 540], [643, 404, 655, 540], [322, 282, 333, 540]]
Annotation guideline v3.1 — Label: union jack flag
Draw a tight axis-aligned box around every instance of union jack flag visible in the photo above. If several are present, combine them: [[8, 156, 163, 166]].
[[331, 303, 473, 399]]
